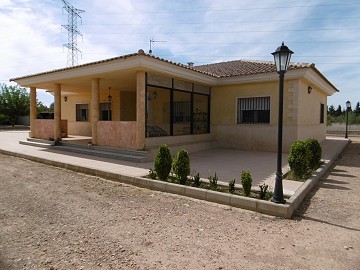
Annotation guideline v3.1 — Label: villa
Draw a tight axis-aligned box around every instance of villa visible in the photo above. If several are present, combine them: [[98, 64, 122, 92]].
[[10, 49, 338, 157]]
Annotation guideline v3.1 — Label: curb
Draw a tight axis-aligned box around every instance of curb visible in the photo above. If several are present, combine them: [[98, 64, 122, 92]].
[[0, 139, 350, 218]]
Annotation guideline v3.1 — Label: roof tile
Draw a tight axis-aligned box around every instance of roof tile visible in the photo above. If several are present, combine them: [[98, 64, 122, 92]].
[[192, 60, 312, 78]]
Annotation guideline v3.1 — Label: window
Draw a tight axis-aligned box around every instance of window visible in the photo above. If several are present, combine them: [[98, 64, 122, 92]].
[[237, 97, 270, 124], [76, 104, 88, 121], [100, 102, 112, 121], [174, 101, 191, 124], [320, 103, 325, 124]]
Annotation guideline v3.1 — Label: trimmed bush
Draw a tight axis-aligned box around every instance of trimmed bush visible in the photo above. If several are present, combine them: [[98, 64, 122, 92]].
[[288, 141, 311, 179], [229, 179, 236, 194], [209, 173, 218, 191], [192, 173, 201, 187], [148, 168, 157, 180], [241, 170, 252, 196], [305, 138, 322, 170], [173, 149, 190, 185], [259, 183, 268, 200], [154, 144, 172, 181]]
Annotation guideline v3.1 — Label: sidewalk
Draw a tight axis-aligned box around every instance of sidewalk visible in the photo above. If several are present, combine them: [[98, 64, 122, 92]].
[[0, 129, 349, 196]]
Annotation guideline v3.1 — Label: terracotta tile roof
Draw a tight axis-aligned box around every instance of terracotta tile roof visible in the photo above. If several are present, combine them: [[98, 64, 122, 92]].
[[192, 59, 313, 78], [10, 49, 313, 82]]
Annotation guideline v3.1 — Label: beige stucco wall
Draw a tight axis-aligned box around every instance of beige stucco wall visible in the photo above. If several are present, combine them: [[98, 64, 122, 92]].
[[211, 79, 300, 152], [61, 93, 91, 136], [296, 79, 327, 142], [120, 91, 136, 121], [211, 78, 328, 152], [61, 89, 122, 136]]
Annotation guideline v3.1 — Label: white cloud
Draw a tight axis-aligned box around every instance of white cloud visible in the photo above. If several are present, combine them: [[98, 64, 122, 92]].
[[1, 0, 359, 106]]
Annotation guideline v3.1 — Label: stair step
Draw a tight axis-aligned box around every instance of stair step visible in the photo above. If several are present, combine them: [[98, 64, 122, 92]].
[[61, 142, 147, 157], [19, 140, 53, 148], [27, 137, 56, 145], [53, 144, 148, 163]]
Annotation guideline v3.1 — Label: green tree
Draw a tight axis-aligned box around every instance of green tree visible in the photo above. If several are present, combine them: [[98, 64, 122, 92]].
[[335, 105, 342, 117], [154, 144, 172, 181], [0, 84, 30, 126], [37, 101, 49, 113], [49, 102, 54, 112], [354, 102, 360, 116], [328, 105, 335, 117], [173, 149, 190, 185]]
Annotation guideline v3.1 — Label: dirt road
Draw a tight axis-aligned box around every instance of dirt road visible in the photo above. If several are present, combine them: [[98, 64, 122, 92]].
[[0, 139, 359, 269]]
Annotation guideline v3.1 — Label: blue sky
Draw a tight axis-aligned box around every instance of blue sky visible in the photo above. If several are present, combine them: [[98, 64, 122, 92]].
[[1, 0, 359, 108]]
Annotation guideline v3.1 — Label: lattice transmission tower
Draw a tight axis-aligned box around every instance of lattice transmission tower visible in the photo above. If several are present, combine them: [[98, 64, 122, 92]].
[[61, 0, 84, 66]]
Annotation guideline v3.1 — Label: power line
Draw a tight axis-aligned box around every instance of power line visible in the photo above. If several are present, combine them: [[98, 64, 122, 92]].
[[81, 16, 360, 26], [83, 3, 360, 14], [83, 28, 360, 35], [61, 0, 85, 67]]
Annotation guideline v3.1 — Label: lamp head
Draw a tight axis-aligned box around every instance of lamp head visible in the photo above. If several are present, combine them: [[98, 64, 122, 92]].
[[272, 42, 294, 74], [346, 100, 351, 109]]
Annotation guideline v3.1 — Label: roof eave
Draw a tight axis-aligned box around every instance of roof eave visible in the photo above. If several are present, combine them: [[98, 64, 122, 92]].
[[10, 53, 216, 88]]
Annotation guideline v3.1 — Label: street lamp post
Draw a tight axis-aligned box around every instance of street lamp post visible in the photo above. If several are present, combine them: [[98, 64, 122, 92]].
[[345, 100, 351, 139], [271, 42, 294, 204]]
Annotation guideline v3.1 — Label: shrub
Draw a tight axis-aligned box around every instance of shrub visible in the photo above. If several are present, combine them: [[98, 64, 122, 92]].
[[173, 149, 190, 185], [241, 170, 252, 196], [288, 141, 311, 179], [209, 173, 218, 191], [154, 144, 172, 181], [259, 183, 268, 200], [148, 168, 157, 180], [192, 173, 201, 187], [229, 179, 236, 194], [305, 138, 322, 171]]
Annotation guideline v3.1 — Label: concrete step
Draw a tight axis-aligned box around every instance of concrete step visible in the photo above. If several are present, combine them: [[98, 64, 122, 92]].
[[19, 139, 54, 148], [53, 143, 148, 163], [27, 138, 56, 145]]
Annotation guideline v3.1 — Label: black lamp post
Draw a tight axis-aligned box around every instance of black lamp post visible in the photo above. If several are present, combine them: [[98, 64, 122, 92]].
[[271, 42, 293, 204], [345, 100, 351, 139]]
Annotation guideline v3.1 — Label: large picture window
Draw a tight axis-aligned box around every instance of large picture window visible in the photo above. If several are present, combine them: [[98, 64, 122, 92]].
[[146, 73, 210, 137], [237, 96, 270, 124], [76, 104, 88, 121]]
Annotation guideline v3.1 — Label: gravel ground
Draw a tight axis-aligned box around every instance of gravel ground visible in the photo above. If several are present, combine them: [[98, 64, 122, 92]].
[[0, 138, 359, 270]]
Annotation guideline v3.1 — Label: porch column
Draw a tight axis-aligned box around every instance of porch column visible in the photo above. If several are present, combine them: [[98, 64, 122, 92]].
[[29, 87, 37, 137], [91, 78, 100, 145], [54, 83, 61, 140], [136, 71, 146, 150]]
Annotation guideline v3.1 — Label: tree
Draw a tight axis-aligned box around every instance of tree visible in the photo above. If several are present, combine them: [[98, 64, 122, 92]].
[[328, 105, 336, 117], [354, 102, 360, 116], [37, 101, 50, 113], [49, 102, 54, 112], [335, 105, 342, 117], [0, 84, 30, 126]]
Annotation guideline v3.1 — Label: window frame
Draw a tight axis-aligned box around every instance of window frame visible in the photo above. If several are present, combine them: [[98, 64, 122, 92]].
[[236, 96, 271, 125], [99, 102, 112, 121], [76, 103, 89, 122], [320, 103, 325, 124]]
